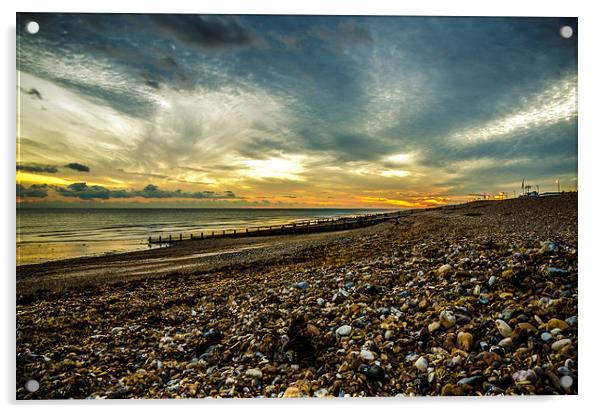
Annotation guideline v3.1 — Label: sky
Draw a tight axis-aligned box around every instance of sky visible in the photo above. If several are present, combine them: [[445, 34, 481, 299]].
[[16, 14, 577, 208]]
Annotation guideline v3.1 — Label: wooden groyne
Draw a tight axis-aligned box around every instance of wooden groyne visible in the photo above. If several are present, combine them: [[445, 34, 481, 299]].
[[147, 209, 416, 245]]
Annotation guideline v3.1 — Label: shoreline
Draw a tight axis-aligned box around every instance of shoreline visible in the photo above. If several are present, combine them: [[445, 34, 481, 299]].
[[16, 207, 403, 267]]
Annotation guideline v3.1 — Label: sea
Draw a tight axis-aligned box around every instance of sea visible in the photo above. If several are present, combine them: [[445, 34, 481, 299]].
[[16, 208, 394, 265]]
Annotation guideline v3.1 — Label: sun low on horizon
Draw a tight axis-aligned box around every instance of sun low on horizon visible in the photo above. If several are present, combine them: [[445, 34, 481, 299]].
[[16, 14, 578, 209]]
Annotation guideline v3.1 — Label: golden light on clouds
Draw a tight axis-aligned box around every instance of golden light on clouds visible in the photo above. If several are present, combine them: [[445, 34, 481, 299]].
[[16, 171, 128, 189], [380, 170, 410, 178], [239, 155, 306, 181]]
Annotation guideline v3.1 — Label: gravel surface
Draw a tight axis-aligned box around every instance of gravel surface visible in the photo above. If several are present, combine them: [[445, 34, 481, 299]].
[[16, 193, 577, 398]]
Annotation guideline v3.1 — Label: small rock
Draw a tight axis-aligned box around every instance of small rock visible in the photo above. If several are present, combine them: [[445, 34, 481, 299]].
[[415, 356, 428, 372], [439, 310, 456, 329], [539, 241, 558, 254], [456, 331, 473, 351], [457, 376, 483, 386], [488, 276, 496, 287], [560, 375, 573, 391], [548, 318, 570, 330], [512, 369, 537, 383], [541, 332, 553, 342], [546, 267, 568, 276], [565, 315, 578, 326], [316, 298, 325, 306], [359, 364, 386, 382], [293, 281, 309, 290], [283, 386, 301, 398], [551, 339, 572, 352], [245, 368, 263, 379], [336, 325, 352, 337], [498, 337, 513, 348], [428, 321, 441, 333], [313, 388, 328, 397], [495, 319, 513, 337], [360, 349, 375, 361], [438, 264, 453, 275]]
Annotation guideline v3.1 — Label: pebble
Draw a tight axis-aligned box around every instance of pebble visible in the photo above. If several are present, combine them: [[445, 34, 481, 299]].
[[541, 332, 553, 342], [548, 318, 570, 330], [565, 315, 578, 326], [428, 321, 441, 333], [546, 267, 568, 276], [560, 375, 573, 390], [359, 349, 374, 361], [498, 337, 513, 348], [488, 275, 496, 287], [316, 298, 325, 306], [439, 310, 456, 329], [539, 241, 558, 254], [415, 356, 428, 372], [438, 264, 453, 275], [512, 369, 537, 383], [283, 386, 301, 398], [359, 364, 386, 382], [457, 376, 483, 386], [456, 331, 473, 351], [245, 369, 263, 379], [293, 281, 309, 290], [495, 319, 513, 337], [551, 339, 572, 352], [336, 325, 352, 337]]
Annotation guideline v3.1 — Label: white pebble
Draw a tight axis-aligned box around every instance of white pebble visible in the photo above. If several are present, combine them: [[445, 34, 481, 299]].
[[560, 375, 573, 390], [415, 356, 428, 372]]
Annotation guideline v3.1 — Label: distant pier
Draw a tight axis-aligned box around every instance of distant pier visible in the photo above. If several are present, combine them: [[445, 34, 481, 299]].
[[147, 210, 415, 245]]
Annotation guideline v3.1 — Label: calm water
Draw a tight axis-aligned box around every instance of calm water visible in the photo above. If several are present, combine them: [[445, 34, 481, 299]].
[[16, 208, 394, 265]]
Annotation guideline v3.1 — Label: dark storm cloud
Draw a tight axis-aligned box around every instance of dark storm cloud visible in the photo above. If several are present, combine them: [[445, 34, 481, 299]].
[[17, 184, 49, 198], [53, 183, 237, 200], [16, 164, 57, 173], [65, 163, 90, 172], [149, 15, 258, 49]]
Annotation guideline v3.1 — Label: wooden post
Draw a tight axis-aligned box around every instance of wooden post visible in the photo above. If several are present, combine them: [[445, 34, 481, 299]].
[[212, 231, 214, 237], [159, 235, 162, 243], [234, 229, 237, 235], [148, 236, 151, 243], [200, 232, 203, 239], [179, 234, 182, 241], [246, 228, 248, 233], [169, 235, 172, 242]]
